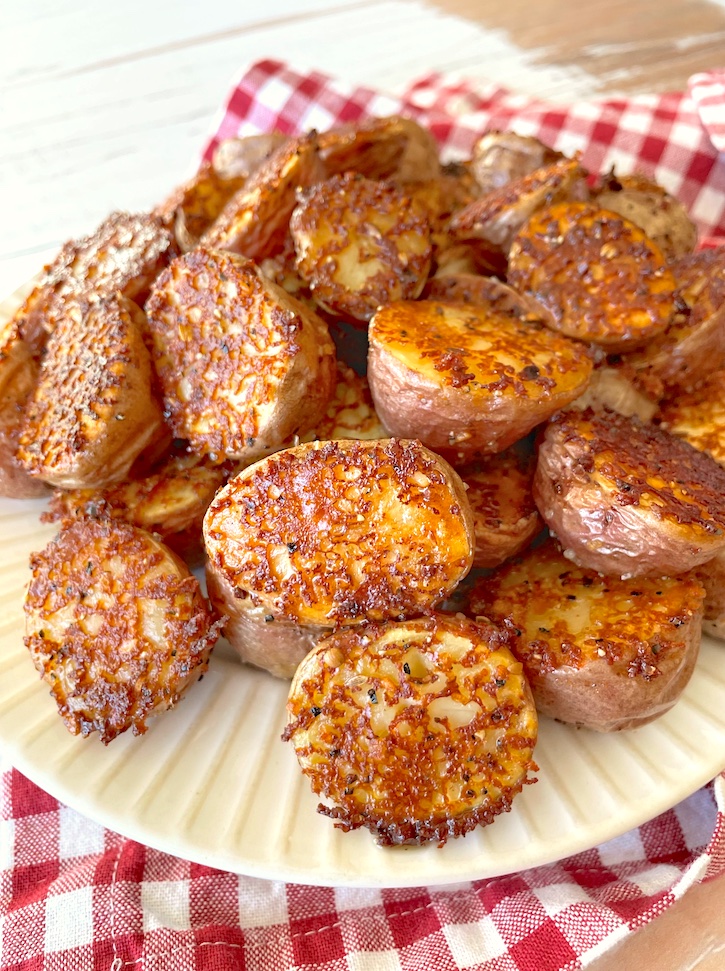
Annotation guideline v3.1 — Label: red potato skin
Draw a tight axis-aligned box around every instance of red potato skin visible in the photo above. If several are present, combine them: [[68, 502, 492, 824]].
[[205, 566, 327, 679], [696, 548, 725, 641]]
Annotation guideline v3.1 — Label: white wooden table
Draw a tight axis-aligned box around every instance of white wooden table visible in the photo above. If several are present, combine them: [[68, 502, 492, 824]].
[[3, 2, 725, 968]]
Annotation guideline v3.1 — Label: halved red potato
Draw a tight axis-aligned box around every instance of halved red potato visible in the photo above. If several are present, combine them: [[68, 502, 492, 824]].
[[508, 202, 677, 350], [290, 173, 432, 323], [144, 248, 337, 463], [459, 445, 542, 569], [423, 272, 558, 329], [24, 519, 221, 744], [470, 130, 563, 195], [696, 548, 725, 640], [211, 132, 288, 181], [468, 537, 705, 731], [202, 132, 325, 261], [14, 211, 176, 352], [156, 161, 247, 252], [43, 449, 227, 566], [367, 297, 592, 459], [657, 369, 725, 469], [450, 157, 588, 273], [622, 249, 725, 394], [17, 296, 165, 490], [0, 319, 48, 498], [295, 362, 388, 444], [534, 408, 725, 577], [203, 437, 474, 630], [595, 171, 697, 261], [284, 612, 538, 845], [318, 115, 441, 183], [572, 365, 659, 422]]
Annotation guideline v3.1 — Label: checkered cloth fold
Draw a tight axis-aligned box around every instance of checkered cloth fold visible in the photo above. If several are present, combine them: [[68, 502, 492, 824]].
[[4, 60, 725, 971]]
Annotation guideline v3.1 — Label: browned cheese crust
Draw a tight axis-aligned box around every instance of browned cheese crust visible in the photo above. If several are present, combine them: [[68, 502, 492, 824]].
[[156, 161, 248, 252], [595, 172, 697, 262], [43, 450, 227, 566], [202, 132, 325, 262], [16, 296, 165, 490], [203, 438, 474, 627], [367, 297, 592, 458], [13, 211, 176, 352], [449, 157, 588, 270], [621, 249, 725, 394], [470, 130, 564, 195], [24, 519, 221, 744], [0, 319, 48, 498], [534, 408, 725, 577], [284, 613, 538, 845], [657, 369, 725, 469], [459, 446, 542, 569], [290, 173, 432, 323], [295, 362, 388, 444], [468, 537, 705, 731], [508, 202, 677, 350], [144, 248, 337, 463]]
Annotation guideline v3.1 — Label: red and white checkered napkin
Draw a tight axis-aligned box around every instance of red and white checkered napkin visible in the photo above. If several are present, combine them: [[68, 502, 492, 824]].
[[4, 60, 725, 971]]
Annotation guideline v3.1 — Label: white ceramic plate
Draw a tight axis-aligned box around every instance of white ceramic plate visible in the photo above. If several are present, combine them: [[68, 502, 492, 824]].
[[2, 492, 725, 888]]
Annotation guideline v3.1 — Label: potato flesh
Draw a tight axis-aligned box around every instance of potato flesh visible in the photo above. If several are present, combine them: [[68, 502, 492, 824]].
[[24, 519, 219, 744], [203, 438, 474, 626], [658, 370, 725, 469], [285, 613, 537, 845], [468, 538, 705, 731]]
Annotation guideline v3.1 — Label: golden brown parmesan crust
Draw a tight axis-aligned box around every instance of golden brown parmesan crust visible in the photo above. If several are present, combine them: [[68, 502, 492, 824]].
[[43, 450, 227, 566], [0, 320, 48, 498], [459, 446, 542, 569], [622, 249, 725, 393], [284, 613, 538, 846], [14, 211, 176, 351], [657, 369, 725, 469], [367, 298, 592, 458], [295, 362, 388, 444], [290, 173, 432, 323], [156, 161, 248, 252], [203, 438, 474, 626], [144, 248, 337, 463], [534, 408, 725, 577], [508, 202, 677, 350], [24, 519, 221, 744], [468, 537, 705, 731], [16, 296, 165, 490], [202, 132, 325, 261]]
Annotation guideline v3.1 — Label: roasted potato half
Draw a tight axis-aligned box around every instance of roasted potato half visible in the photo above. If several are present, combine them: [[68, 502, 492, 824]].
[[595, 172, 697, 262], [290, 173, 432, 323], [284, 613, 538, 845], [572, 365, 658, 423], [460, 445, 542, 569], [202, 132, 325, 262], [508, 202, 677, 350], [534, 408, 725, 577], [296, 362, 388, 444], [144, 248, 337, 463], [470, 130, 563, 195], [43, 449, 227, 566], [622, 249, 725, 395], [24, 519, 221, 744], [319, 115, 441, 183], [211, 132, 288, 181], [468, 537, 705, 731], [17, 296, 165, 490], [14, 211, 176, 352], [696, 548, 725, 641], [156, 161, 248, 252], [657, 369, 725, 469], [203, 438, 474, 628], [0, 319, 48, 498], [367, 297, 592, 459]]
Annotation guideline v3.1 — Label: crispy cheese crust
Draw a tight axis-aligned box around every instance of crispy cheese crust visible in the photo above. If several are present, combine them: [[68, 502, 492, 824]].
[[156, 161, 247, 252], [534, 408, 725, 576], [468, 537, 705, 731], [367, 297, 592, 457], [284, 613, 538, 845], [290, 173, 432, 323], [203, 438, 474, 626], [657, 369, 725, 469], [202, 132, 325, 261], [16, 296, 165, 490], [144, 248, 336, 462], [24, 519, 220, 744], [0, 320, 48, 498], [508, 202, 677, 349], [14, 211, 176, 350]]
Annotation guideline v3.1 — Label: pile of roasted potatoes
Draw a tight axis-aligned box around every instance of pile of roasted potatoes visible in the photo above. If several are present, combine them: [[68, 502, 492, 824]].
[[5, 113, 725, 846]]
